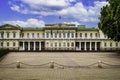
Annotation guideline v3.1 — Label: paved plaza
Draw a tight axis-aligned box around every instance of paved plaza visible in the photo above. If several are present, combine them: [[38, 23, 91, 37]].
[[0, 52, 120, 80]]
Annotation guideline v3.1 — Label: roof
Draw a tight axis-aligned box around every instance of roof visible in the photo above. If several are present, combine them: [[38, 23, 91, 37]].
[[77, 25, 98, 31], [22, 27, 43, 31], [0, 24, 21, 30]]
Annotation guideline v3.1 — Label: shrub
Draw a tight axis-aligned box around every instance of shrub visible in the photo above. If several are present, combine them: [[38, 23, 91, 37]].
[[0, 48, 9, 58]]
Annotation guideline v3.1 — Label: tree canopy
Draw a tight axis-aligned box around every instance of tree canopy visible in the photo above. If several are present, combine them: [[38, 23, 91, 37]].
[[98, 0, 120, 41]]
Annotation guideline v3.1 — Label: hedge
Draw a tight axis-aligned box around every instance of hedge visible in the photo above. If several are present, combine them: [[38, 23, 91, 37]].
[[0, 48, 9, 58]]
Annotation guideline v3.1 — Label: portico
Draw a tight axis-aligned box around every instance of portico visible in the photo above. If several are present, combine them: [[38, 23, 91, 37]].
[[20, 41, 42, 51], [78, 42, 100, 51]]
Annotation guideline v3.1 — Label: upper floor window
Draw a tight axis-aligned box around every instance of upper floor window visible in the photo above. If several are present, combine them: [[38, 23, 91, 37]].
[[42, 33, 44, 38], [80, 33, 82, 37], [22, 33, 24, 37], [55, 33, 57, 38], [32, 33, 34, 38], [27, 33, 29, 38], [63, 33, 65, 38], [37, 33, 39, 38], [46, 33, 49, 38], [7, 32, 10, 38], [95, 33, 97, 38], [67, 32, 70, 38], [90, 33, 92, 38], [13, 32, 16, 38], [1, 32, 4, 38], [85, 33, 87, 38], [72, 33, 74, 38], [59, 33, 61, 38]]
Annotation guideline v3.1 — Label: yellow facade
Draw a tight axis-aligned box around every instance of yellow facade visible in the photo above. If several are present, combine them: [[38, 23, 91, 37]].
[[0, 24, 120, 51]]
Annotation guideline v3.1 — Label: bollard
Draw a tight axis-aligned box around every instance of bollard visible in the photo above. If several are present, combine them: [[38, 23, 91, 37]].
[[16, 61, 20, 68], [50, 61, 54, 69], [98, 60, 102, 68]]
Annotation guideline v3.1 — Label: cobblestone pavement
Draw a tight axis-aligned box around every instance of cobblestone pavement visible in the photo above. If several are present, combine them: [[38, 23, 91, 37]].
[[0, 52, 120, 80]]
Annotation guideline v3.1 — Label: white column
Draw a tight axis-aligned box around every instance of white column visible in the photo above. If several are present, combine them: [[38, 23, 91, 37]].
[[90, 42, 92, 51], [23, 41, 25, 50], [39, 42, 41, 50], [84, 42, 86, 51], [34, 42, 36, 50], [95, 42, 97, 51], [79, 42, 81, 50], [28, 42, 30, 50]]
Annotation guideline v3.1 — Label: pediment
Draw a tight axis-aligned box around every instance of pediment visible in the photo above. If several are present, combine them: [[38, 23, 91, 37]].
[[0, 24, 21, 30]]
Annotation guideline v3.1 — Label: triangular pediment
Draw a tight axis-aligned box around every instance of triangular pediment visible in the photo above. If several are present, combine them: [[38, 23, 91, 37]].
[[0, 24, 21, 30]]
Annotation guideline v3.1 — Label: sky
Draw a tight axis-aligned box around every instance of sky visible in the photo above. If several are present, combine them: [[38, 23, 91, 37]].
[[0, 0, 108, 27]]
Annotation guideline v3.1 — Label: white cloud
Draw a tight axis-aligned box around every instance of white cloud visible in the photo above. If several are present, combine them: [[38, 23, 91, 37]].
[[9, 0, 108, 25], [3, 18, 45, 27], [64, 21, 80, 27]]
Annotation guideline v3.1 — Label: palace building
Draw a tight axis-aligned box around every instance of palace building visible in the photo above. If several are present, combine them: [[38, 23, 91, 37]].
[[0, 24, 120, 51]]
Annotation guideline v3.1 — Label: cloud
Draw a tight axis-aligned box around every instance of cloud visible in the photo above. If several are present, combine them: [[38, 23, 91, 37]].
[[3, 18, 45, 27], [64, 21, 80, 27], [9, 0, 108, 26]]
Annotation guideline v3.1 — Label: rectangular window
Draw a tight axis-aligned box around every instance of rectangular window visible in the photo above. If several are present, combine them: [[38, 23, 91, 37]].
[[59, 33, 61, 38], [71, 42, 74, 47], [46, 33, 49, 38], [7, 32, 9, 38], [13, 32, 16, 38], [110, 42, 112, 47], [90, 33, 92, 38], [67, 43, 69, 47], [72, 33, 74, 38], [80, 33, 82, 37], [116, 42, 118, 47], [27, 33, 29, 38], [1, 32, 4, 38], [104, 42, 106, 47], [67, 33, 70, 38], [59, 43, 61, 47], [22, 33, 24, 37], [85, 33, 87, 38], [55, 42, 57, 47], [37, 33, 39, 38], [95, 33, 97, 38], [32, 33, 34, 38], [55, 33, 57, 38], [63, 33, 65, 38], [63, 42, 65, 46], [7, 42, 9, 46], [13, 42, 15, 46], [1, 42, 3, 46], [42, 33, 44, 38]]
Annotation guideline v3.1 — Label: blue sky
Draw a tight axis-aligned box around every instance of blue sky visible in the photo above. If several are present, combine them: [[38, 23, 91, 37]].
[[0, 0, 108, 27]]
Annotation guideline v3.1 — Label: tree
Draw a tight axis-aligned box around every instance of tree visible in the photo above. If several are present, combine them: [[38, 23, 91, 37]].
[[98, 0, 120, 41]]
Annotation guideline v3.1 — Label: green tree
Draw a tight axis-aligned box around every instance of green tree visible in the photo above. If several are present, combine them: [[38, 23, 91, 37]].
[[98, 0, 120, 41]]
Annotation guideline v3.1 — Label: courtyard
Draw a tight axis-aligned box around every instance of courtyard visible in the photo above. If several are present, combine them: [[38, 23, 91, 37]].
[[0, 52, 120, 80]]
